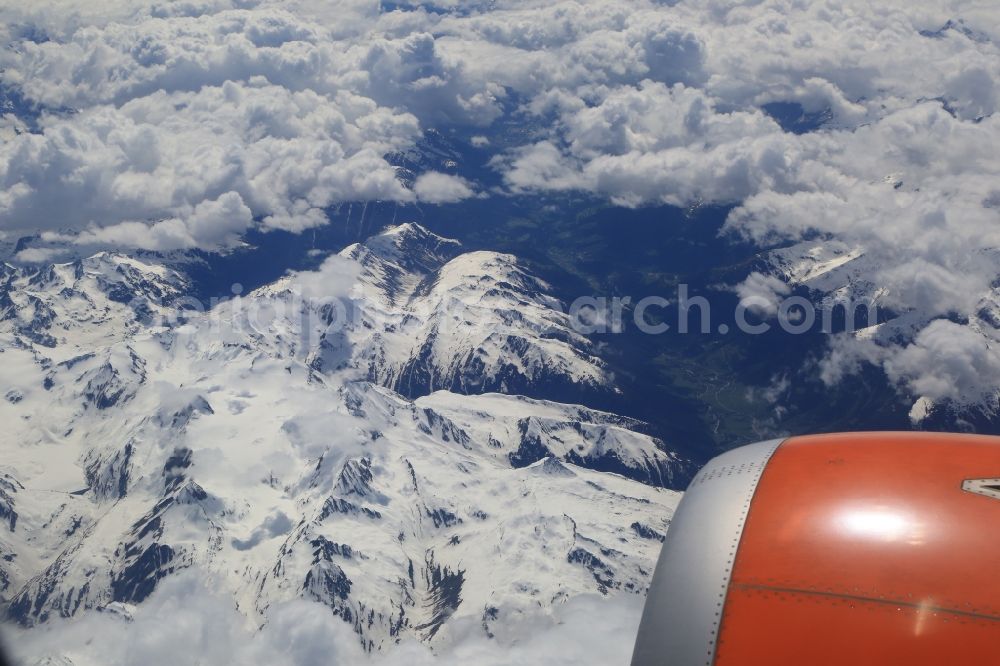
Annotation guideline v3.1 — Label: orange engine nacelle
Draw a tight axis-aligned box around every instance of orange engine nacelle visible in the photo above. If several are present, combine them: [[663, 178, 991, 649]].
[[631, 432, 1000, 665]]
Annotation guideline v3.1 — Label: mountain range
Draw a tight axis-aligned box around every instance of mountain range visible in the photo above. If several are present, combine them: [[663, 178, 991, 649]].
[[0, 223, 684, 655]]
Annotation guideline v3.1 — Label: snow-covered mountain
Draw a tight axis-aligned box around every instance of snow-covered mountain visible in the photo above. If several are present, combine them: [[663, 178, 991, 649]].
[[0, 224, 683, 656], [759, 238, 1000, 422], [338, 223, 617, 399]]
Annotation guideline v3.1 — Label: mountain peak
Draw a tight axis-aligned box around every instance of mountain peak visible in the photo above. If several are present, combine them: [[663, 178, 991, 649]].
[[349, 223, 461, 271]]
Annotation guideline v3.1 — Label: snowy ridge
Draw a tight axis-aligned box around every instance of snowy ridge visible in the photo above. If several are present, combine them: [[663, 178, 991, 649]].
[[302, 223, 616, 399], [0, 252, 188, 354], [416, 392, 685, 488], [0, 225, 682, 653]]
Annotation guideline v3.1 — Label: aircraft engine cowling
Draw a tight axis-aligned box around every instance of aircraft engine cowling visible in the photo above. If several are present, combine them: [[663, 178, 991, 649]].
[[631, 432, 1000, 666]]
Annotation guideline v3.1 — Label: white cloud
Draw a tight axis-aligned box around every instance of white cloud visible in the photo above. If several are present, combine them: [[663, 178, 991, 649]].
[[0, 78, 419, 249], [0, 6, 429, 249], [7, 569, 643, 666], [735, 272, 791, 316], [501, 81, 789, 206], [884, 319, 1000, 408], [819, 335, 888, 387], [413, 172, 476, 203], [62, 192, 255, 251], [13, 247, 66, 264]]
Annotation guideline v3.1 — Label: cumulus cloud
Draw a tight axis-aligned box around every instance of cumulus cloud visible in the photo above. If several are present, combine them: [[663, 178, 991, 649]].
[[0, 6, 426, 249], [0, 0, 707, 249], [62, 192, 255, 251], [501, 81, 789, 206], [7, 570, 643, 666], [0, 75, 419, 248], [735, 272, 791, 316], [413, 172, 476, 203], [884, 320, 1000, 409]]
